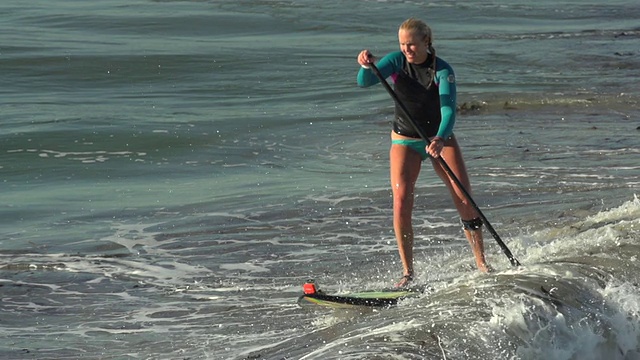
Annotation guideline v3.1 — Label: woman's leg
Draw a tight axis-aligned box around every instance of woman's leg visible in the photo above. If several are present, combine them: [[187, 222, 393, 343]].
[[390, 140, 423, 284], [430, 135, 489, 272]]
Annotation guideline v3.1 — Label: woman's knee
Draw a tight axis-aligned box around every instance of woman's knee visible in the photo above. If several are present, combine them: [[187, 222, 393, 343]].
[[392, 188, 414, 217]]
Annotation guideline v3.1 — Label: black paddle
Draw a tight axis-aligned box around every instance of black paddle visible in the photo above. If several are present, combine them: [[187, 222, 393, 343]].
[[367, 61, 521, 267]]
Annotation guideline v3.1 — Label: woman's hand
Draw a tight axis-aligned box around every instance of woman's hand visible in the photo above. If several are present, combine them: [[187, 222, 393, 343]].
[[357, 50, 377, 68], [427, 137, 444, 158]]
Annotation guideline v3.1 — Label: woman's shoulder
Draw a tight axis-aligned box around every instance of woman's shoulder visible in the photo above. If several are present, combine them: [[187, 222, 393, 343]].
[[381, 51, 405, 63], [435, 56, 454, 73], [385, 51, 404, 58]]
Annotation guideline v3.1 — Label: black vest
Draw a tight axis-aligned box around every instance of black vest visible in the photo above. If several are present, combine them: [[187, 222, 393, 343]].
[[393, 56, 441, 138]]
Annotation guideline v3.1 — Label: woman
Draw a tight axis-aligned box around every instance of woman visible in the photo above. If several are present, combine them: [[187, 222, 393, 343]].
[[356, 18, 490, 288]]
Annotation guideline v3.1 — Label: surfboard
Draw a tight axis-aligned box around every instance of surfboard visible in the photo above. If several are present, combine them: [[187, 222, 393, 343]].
[[297, 280, 423, 309]]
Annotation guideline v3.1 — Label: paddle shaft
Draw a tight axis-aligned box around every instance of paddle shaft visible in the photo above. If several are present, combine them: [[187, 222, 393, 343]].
[[367, 62, 521, 267]]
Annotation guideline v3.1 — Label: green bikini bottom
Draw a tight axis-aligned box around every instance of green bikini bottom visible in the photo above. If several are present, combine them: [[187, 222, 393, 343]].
[[391, 138, 429, 161]]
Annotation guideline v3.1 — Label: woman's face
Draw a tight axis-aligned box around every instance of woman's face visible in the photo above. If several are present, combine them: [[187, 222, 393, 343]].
[[398, 29, 429, 64]]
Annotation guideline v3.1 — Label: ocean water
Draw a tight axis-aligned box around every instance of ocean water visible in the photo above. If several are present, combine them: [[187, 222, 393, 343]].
[[1, 0, 639, 359]]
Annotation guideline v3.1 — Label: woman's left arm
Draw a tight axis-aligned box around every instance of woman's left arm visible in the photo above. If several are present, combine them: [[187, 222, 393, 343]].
[[435, 62, 457, 139]]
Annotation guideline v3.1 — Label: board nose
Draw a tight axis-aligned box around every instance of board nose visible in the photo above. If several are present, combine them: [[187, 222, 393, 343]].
[[303, 280, 318, 294]]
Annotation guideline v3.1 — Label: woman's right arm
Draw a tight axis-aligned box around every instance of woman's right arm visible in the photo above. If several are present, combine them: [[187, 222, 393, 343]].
[[356, 51, 402, 87]]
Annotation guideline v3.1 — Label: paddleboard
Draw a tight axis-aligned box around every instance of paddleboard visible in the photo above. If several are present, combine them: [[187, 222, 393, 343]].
[[297, 280, 423, 309]]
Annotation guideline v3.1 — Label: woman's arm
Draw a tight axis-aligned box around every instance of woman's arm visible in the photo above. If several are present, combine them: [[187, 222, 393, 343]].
[[357, 51, 404, 87], [435, 61, 457, 139]]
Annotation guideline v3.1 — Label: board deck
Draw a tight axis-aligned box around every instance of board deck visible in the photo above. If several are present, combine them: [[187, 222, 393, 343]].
[[297, 280, 423, 309]]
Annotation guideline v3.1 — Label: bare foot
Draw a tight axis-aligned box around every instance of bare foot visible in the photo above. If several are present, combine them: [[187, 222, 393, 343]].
[[477, 262, 493, 273], [394, 274, 414, 288]]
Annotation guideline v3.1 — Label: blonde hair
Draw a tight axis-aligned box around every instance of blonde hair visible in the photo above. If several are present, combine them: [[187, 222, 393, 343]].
[[399, 18, 436, 87]]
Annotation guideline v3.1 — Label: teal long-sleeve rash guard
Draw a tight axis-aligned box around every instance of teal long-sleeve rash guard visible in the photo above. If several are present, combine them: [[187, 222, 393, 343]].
[[357, 51, 457, 140]]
